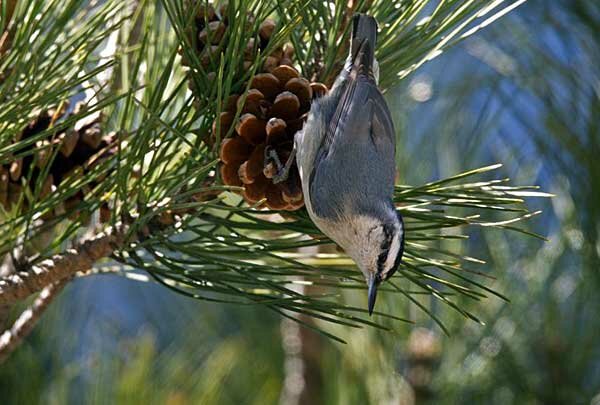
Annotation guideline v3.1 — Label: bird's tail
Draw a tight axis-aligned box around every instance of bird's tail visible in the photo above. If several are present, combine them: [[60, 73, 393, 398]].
[[349, 14, 378, 75]]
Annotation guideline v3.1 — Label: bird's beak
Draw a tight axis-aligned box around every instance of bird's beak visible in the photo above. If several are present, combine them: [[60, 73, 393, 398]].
[[367, 274, 378, 316]]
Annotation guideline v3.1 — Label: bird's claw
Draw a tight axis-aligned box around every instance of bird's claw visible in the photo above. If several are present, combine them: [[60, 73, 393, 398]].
[[271, 172, 287, 184], [264, 146, 283, 170], [264, 146, 289, 184]]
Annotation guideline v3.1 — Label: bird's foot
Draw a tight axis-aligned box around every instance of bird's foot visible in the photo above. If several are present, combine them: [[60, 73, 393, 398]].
[[264, 146, 291, 184]]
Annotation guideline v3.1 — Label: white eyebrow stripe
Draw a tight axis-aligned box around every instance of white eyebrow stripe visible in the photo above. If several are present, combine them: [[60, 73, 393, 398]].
[[383, 232, 400, 275]]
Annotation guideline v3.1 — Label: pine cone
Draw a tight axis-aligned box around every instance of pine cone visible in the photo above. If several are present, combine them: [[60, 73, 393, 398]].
[[218, 63, 328, 211], [0, 102, 116, 223], [181, 1, 284, 106], [180, 1, 330, 211]]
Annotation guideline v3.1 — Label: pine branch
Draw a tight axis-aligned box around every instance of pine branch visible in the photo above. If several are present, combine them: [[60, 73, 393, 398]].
[[0, 0, 543, 344], [278, 0, 529, 90], [0, 224, 126, 305], [0, 276, 68, 363]]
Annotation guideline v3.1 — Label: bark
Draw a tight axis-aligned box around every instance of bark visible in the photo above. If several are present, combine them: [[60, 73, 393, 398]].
[[0, 224, 126, 306]]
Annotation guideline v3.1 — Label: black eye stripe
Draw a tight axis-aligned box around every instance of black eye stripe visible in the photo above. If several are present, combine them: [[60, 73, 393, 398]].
[[383, 212, 405, 281], [376, 225, 394, 276]]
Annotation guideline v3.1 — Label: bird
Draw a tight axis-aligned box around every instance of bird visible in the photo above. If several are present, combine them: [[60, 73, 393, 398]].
[[265, 13, 404, 315]]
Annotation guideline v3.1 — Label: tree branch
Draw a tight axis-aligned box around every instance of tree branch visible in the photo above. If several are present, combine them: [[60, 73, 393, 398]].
[[0, 224, 127, 306], [0, 277, 69, 363]]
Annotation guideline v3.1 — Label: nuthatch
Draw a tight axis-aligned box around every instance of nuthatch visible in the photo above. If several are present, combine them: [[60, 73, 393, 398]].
[[266, 14, 404, 315]]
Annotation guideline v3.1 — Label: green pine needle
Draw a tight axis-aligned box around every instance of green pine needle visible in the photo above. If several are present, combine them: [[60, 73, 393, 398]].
[[0, 0, 536, 338]]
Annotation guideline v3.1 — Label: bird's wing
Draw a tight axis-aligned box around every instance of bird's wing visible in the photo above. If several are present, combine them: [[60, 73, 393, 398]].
[[319, 77, 394, 156], [320, 76, 358, 153], [307, 76, 396, 219], [369, 86, 395, 148]]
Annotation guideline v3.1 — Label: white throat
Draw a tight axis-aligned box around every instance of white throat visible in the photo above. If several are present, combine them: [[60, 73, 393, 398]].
[[310, 213, 388, 280]]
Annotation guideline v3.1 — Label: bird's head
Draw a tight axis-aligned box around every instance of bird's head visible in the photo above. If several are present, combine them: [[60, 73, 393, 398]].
[[334, 207, 405, 315]]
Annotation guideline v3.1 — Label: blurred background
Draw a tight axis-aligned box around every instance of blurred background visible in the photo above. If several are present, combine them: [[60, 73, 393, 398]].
[[2, 0, 600, 403]]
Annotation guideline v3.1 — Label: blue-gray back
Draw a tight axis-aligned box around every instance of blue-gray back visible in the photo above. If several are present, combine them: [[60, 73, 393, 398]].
[[308, 74, 396, 220]]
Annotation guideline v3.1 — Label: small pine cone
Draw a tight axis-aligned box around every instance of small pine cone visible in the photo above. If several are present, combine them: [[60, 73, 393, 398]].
[[2, 102, 117, 221], [181, 2, 330, 211], [216, 61, 329, 211], [182, 1, 282, 111]]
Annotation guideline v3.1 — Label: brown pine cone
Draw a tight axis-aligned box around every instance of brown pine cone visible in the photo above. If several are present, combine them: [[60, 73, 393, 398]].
[[181, 2, 329, 211], [0, 102, 117, 221], [217, 63, 328, 211]]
